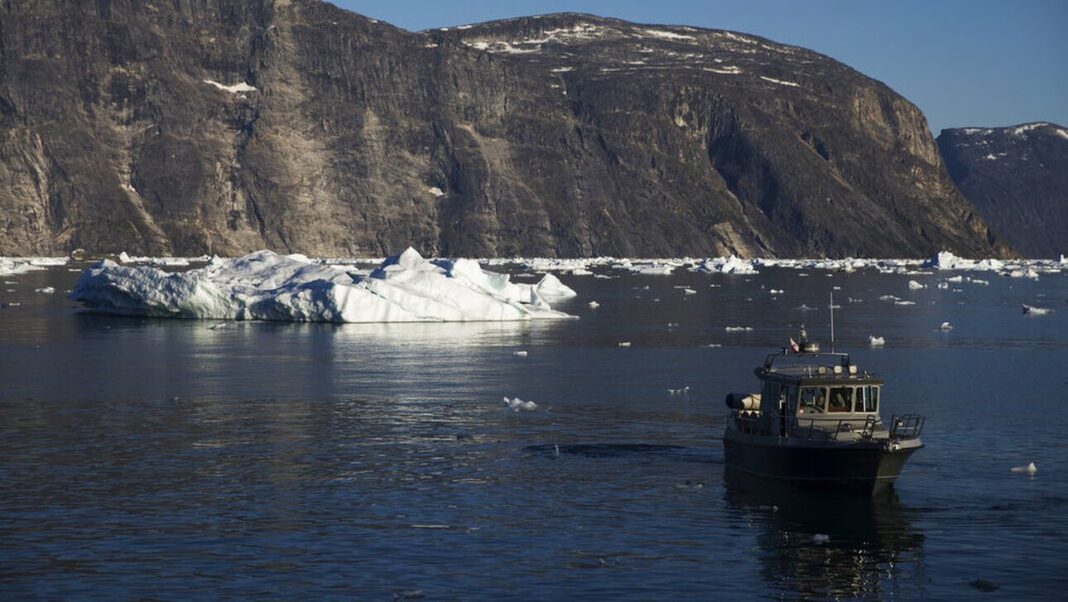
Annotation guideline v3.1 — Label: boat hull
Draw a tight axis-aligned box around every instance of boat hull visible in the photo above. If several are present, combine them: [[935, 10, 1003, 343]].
[[723, 434, 921, 494]]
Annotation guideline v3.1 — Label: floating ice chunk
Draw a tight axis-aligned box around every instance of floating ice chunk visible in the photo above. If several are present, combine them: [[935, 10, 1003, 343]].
[[1022, 304, 1051, 315], [683, 288, 697, 295], [940, 322, 953, 330], [503, 397, 538, 412], [694, 255, 758, 275], [936, 281, 949, 289], [1010, 462, 1037, 474], [797, 304, 815, 311], [35, 286, 56, 294], [618, 341, 632, 347], [1, 258, 49, 276], [725, 326, 753, 332], [970, 278, 989, 286], [895, 300, 915, 306], [946, 275, 964, 283], [879, 295, 901, 302], [588, 301, 600, 309], [534, 272, 577, 299], [908, 280, 925, 290], [769, 289, 784, 294], [512, 351, 529, 357], [70, 248, 576, 323], [869, 336, 885, 347], [811, 534, 830, 545]]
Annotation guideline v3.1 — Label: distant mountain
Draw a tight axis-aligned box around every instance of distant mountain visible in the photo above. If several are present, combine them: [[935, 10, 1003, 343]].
[[0, 1, 1008, 258], [938, 123, 1068, 258]]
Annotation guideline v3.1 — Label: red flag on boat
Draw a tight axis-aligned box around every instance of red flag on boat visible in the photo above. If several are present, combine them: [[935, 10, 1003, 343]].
[[789, 338, 799, 353]]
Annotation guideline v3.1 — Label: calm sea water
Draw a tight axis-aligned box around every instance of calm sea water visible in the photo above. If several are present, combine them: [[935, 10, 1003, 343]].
[[2, 262, 1067, 599]]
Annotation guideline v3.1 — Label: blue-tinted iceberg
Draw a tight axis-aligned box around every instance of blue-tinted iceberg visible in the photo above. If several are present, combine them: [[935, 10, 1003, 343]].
[[70, 248, 576, 322]]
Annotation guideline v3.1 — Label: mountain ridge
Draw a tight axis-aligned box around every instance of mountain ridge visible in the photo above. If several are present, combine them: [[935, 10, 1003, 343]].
[[937, 122, 1068, 258], [0, 0, 1010, 258]]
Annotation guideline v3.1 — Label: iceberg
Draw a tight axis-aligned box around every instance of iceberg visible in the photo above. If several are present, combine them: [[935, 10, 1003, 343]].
[[693, 255, 758, 274], [70, 248, 576, 323]]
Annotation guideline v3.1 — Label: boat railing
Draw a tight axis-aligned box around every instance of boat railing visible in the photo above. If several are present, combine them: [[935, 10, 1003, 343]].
[[889, 414, 925, 440], [731, 412, 762, 435], [787, 415, 882, 441]]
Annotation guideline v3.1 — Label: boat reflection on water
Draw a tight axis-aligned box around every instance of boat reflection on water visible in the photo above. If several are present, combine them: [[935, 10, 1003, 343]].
[[724, 470, 925, 599]]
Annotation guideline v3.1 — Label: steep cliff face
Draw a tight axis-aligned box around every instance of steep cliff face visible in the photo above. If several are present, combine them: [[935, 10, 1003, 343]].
[[937, 123, 1068, 258], [0, 1, 1007, 258]]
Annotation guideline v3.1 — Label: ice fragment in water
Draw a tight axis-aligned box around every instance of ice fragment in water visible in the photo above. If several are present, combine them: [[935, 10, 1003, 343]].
[[940, 322, 953, 330], [1010, 462, 1037, 474], [868, 336, 885, 347], [512, 351, 528, 357], [1022, 304, 1050, 315]]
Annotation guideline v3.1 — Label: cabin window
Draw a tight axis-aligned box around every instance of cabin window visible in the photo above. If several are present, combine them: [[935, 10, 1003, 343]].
[[799, 387, 826, 414], [827, 387, 853, 413], [860, 386, 879, 412]]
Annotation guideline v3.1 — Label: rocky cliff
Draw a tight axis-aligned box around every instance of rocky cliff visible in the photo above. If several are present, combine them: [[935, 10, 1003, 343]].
[[937, 123, 1068, 258], [0, 1, 1008, 258]]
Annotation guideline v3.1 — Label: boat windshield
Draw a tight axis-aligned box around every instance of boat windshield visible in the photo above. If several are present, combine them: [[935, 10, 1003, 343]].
[[828, 386, 853, 412], [799, 387, 826, 414], [798, 385, 880, 414]]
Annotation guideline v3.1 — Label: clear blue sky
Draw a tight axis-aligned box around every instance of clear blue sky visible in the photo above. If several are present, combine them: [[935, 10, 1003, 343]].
[[330, 0, 1068, 134]]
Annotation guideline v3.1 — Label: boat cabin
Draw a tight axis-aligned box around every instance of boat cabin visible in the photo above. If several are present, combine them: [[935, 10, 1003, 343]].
[[728, 351, 886, 440]]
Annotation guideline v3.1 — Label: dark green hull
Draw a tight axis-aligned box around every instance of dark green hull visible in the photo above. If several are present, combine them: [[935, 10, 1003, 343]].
[[723, 435, 921, 494]]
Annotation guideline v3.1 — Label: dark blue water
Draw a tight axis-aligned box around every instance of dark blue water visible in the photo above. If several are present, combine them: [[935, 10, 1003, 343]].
[[2, 263, 1067, 599]]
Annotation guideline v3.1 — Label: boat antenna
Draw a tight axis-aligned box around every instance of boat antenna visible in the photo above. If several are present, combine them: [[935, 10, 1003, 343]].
[[829, 290, 835, 353]]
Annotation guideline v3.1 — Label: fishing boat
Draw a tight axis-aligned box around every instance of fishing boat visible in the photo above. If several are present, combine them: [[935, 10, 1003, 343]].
[[723, 327, 925, 494]]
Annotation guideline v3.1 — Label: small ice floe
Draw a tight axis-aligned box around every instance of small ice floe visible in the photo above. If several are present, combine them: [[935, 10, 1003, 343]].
[[1010, 462, 1037, 474], [704, 343, 723, 348], [503, 396, 538, 412], [895, 300, 916, 306], [797, 304, 815, 311], [207, 322, 231, 330], [34, 286, 55, 294], [908, 280, 926, 290], [940, 322, 953, 330], [1022, 304, 1051, 315], [869, 336, 885, 347], [879, 295, 901, 302], [970, 278, 989, 286], [946, 275, 964, 283], [666, 322, 679, 329], [512, 351, 528, 357], [667, 386, 690, 396], [588, 301, 600, 309], [618, 341, 632, 347], [725, 326, 753, 332], [683, 288, 697, 295], [769, 289, 784, 294], [936, 281, 950, 290], [811, 533, 830, 545]]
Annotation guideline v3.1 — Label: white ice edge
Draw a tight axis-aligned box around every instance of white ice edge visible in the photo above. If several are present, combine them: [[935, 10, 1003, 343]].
[[10, 250, 1067, 281]]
